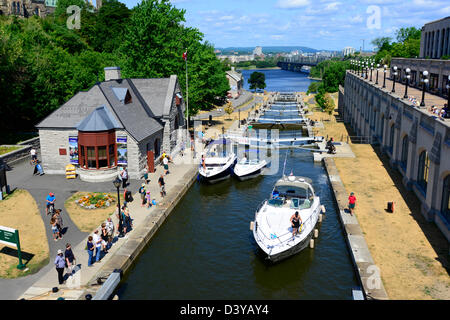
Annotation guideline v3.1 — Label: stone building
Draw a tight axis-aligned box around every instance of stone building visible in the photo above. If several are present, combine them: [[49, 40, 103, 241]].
[[420, 16, 450, 59], [0, 0, 56, 17], [226, 67, 243, 99], [340, 71, 450, 243], [36, 67, 186, 182], [391, 17, 450, 97]]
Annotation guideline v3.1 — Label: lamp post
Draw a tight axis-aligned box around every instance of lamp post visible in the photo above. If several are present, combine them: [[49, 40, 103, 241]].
[[391, 66, 398, 93], [365, 61, 368, 79], [383, 65, 387, 88], [404, 68, 410, 99], [370, 63, 373, 82], [420, 70, 429, 107], [113, 177, 124, 238], [375, 64, 380, 85]]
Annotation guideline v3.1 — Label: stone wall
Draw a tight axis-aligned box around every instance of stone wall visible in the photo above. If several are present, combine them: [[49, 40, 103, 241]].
[[0, 136, 40, 165], [39, 129, 78, 174], [342, 71, 450, 242], [162, 80, 186, 157]]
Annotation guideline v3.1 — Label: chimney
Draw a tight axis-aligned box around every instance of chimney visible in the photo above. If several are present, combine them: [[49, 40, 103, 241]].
[[104, 67, 121, 81]]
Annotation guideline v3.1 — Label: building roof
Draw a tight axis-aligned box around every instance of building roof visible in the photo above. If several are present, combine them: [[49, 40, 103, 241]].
[[226, 70, 243, 82], [77, 105, 122, 132], [37, 75, 182, 142]]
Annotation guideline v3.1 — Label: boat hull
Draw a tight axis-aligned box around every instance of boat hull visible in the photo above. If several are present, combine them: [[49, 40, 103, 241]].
[[199, 166, 232, 183], [264, 227, 314, 263], [235, 168, 262, 181]]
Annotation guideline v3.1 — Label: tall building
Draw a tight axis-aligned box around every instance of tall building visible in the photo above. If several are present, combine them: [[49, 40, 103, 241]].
[[253, 46, 263, 56], [343, 47, 355, 56]]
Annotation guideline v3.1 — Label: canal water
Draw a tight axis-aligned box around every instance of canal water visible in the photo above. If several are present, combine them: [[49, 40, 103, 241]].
[[240, 68, 316, 92], [116, 71, 358, 300]]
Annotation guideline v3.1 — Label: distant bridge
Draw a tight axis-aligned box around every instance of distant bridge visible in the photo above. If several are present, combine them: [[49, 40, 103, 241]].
[[277, 56, 329, 72]]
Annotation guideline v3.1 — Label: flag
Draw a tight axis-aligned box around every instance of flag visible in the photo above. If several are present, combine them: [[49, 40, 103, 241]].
[[183, 51, 187, 61]]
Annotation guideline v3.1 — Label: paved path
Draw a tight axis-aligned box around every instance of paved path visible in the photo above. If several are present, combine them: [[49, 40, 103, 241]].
[[0, 149, 198, 299], [192, 91, 262, 120]]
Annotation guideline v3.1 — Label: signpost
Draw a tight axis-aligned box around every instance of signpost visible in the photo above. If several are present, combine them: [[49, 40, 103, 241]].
[[0, 226, 25, 269]]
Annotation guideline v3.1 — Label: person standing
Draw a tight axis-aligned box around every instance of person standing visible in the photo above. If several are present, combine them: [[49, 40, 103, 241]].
[[105, 217, 114, 246], [145, 190, 152, 209], [101, 223, 109, 254], [55, 250, 66, 285], [50, 217, 61, 241], [121, 167, 128, 188], [93, 229, 102, 262], [30, 148, 37, 163], [46, 192, 56, 215], [86, 236, 94, 267], [348, 192, 356, 216], [158, 174, 166, 198], [290, 211, 302, 238], [139, 183, 146, 207], [53, 209, 64, 234], [64, 243, 76, 275], [163, 155, 169, 175]]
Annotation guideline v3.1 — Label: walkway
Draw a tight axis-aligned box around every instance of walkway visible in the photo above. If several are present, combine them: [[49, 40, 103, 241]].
[[0, 150, 197, 300]]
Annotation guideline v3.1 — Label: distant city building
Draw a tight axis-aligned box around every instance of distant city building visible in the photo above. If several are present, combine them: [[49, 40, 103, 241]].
[[253, 46, 263, 56], [343, 47, 356, 56], [420, 16, 450, 59], [218, 54, 255, 63]]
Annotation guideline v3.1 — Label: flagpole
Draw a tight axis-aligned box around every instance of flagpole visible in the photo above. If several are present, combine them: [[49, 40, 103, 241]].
[[185, 48, 189, 149]]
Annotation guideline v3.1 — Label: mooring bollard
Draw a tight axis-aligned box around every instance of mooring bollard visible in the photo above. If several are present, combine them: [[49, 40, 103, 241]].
[[309, 239, 315, 249], [318, 213, 323, 222], [249, 221, 254, 231], [314, 229, 319, 238]]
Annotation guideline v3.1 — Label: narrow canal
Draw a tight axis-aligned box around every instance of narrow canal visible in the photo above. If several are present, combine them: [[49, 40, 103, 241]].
[[116, 70, 359, 299]]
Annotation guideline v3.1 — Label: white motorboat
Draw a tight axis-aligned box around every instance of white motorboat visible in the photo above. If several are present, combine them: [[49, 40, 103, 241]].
[[198, 139, 236, 183], [251, 175, 324, 262], [233, 158, 267, 181]]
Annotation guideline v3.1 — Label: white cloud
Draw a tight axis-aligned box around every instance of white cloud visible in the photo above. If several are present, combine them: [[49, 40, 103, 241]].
[[324, 1, 341, 11], [350, 15, 363, 23], [219, 15, 234, 21], [276, 0, 310, 9], [271, 35, 285, 40]]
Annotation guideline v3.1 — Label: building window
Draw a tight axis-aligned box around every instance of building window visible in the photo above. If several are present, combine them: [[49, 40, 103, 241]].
[[78, 130, 117, 169], [87, 147, 96, 168], [417, 150, 430, 193], [98, 146, 108, 168], [442, 175, 450, 223], [389, 124, 395, 153], [400, 135, 408, 171]]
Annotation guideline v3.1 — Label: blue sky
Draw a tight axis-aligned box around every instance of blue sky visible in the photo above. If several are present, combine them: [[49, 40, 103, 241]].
[[119, 0, 450, 51]]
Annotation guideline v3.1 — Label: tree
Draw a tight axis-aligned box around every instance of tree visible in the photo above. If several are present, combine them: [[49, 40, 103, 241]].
[[395, 27, 421, 43], [248, 71, 266, 92], [371, 37, 392, 52], [322, 93, 335, 115], [224, 102, 233, 120]]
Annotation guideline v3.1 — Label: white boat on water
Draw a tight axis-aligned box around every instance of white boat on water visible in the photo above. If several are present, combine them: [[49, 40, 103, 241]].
[[233, 158, 267, 181], [198, 139, 236, 183], [251, 175, 325, 262]]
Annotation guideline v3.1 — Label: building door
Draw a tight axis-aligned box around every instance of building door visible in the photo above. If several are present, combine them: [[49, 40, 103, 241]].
[[147, 142, 155, 173]]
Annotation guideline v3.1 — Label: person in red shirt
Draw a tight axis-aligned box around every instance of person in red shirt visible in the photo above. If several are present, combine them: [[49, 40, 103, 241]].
[[348, 192, 356, 215]]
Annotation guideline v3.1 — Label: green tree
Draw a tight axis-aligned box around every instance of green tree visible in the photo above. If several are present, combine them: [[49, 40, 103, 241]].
[[248, 71, 266, 92]]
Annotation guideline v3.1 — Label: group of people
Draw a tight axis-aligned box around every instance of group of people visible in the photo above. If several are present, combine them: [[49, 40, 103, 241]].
[[45, 192, 65, 241], [54, 243, 76, 285], [86, 217, 115, 267], [430, 104, 450, 119]]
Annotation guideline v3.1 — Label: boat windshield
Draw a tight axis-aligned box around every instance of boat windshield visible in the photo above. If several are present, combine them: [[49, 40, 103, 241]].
[[273, 185, 312, 199]]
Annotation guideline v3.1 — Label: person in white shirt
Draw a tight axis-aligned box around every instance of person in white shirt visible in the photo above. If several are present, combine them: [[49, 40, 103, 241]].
[[30, 148, 37, 163], [92, 230, 102, 262], [163, 156, 169, 175]]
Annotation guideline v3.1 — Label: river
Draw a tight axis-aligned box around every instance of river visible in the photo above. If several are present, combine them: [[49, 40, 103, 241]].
[[240, 68, 316, 92], [116, 70, 358, 300]]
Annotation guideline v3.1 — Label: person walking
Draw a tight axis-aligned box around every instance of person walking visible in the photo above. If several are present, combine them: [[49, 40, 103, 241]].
[[64, 243, 76, 275], [50, 217, 61, 241], [123, 207, 132, 234], [53, 209, 64, 235], [158, 174, 166, 198], [86, 236, 94, 267], [54, 249, 66, 285], [163, 155, 169, 175], [348, 192, 356, 215], [30, 148, 37, 163], [93, 229, 102, 262]]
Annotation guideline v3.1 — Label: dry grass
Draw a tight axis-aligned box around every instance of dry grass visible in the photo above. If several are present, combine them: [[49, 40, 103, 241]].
[[0, 189, 49, 278], [334, 146, 450, 299], [65, 192, 124, 233]]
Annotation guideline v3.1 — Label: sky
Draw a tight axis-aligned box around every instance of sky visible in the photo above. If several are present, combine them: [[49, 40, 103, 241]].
[[120, 0, 450, 51]]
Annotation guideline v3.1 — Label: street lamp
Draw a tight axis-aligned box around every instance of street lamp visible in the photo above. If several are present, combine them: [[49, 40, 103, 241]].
[[365, 61, 369, 79], [383, 65, 387, 88], [420, 70, 429, 107], [391, 66, 398, 93], [113, 177, 124, 238], [375, 64, 380, 85], [370, 63, 374, 82], [404, 68, 411, 99]]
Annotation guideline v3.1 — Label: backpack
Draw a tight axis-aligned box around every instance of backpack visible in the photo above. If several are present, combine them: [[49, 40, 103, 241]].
[[125, 191, 133, 202]]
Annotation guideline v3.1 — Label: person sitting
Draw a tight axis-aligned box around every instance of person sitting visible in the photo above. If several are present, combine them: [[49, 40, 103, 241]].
[[326, 138, 336, 154]]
